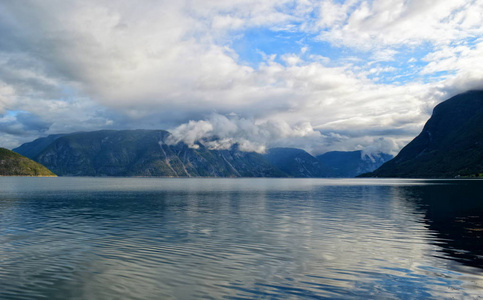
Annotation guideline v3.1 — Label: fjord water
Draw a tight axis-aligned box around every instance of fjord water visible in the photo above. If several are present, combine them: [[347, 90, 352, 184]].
[[0, 178, 482, 299]]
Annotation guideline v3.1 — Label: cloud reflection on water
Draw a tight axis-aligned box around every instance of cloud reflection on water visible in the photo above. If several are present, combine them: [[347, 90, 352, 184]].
[[0, 178, 482, 299]]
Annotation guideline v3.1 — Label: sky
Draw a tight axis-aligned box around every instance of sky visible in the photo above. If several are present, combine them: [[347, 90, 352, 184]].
[[1, 0, 483, 154]]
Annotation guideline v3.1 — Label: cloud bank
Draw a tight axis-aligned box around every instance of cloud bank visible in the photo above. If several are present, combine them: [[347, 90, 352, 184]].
[[166, 113, 325, 153], [0, 0, 482, 153]]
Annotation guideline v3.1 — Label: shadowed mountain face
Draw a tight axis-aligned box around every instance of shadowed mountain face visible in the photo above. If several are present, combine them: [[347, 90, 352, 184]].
[[0, 148, 55, 176], [365, 90, 483, 178], [15, 130, 392, 178], [13, 134, 66, 159], [14, 130, 286, 177], [316, 151, 392, 178], [265, 148, 332, 178]]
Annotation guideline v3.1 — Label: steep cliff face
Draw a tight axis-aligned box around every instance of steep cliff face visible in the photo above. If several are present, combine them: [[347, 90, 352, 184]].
[[15, 130, 286, 177], [0, 148, 56, 176], [365, 90, 483, 178], [316, 151, 393, 177]]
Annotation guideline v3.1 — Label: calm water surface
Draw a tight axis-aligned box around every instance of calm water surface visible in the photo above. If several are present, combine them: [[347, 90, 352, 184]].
[[0, 177, 482, 299]]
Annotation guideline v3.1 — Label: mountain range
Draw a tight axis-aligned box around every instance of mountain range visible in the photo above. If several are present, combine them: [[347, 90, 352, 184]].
[[6, 90, 483, 178], [13, 130, 391, 178]]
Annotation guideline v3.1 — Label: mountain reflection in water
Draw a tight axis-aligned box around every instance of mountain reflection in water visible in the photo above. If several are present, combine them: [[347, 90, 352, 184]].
[[398, 180, 483, 269], [0, 177, 482, 299]]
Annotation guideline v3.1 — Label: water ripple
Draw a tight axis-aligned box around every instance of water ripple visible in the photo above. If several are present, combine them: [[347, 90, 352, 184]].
[[0, 178, 482, 299]]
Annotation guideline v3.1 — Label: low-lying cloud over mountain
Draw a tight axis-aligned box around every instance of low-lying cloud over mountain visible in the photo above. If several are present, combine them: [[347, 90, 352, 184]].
[[166, 113, 325, 153], [1, 0, 483, 153]]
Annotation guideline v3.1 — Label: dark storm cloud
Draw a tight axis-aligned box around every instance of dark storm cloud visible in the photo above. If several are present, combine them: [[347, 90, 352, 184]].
[[0, 112, 52, 135], [16, 112, 52, 132]]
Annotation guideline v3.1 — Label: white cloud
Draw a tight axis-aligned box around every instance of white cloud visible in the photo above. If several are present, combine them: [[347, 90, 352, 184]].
[[0, 83, 15, 114], [0, 0, 482, 155], [316, 0, 353, 29], [361, 137, 401, 157], [166, 113, 324, 153], [315, 0, 481, 49], [422, 41, 483, 75], [371, 49, 398, 62]]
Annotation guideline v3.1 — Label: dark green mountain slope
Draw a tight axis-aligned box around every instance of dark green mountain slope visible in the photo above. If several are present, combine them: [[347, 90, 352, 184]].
[[365, 90, 483, 178], [316, 150, 393, 177], [265, 147, 331, 177], [0, 148, 56, 176], [13, 134, 65, 159], [15, 130, 394, 177], [15, 130, 286, 177]]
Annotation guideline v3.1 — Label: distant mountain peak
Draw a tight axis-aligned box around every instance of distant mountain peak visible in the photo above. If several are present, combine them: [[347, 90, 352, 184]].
[[316, 150, 393, 178]]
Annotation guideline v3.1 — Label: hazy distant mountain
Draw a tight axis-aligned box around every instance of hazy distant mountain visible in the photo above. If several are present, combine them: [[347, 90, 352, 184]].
[[0, 148, 56, 176], [13, 134, 66, 159], [265, 148, 332, 177], [364, 90, 483, 178], [15, 130, 393, 178], [316, 151, 393, 177], [14, 130, 286, 177]]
